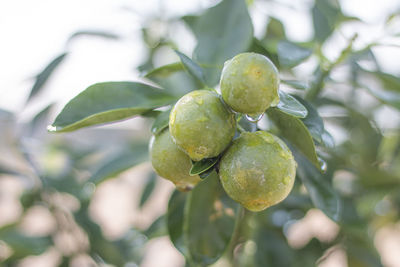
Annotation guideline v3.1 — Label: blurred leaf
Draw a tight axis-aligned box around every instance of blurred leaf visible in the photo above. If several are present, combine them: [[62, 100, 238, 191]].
[[248, 38, 279, 67], [190, 157, 219, 176], [363, 84, 400, 110], [312, 0, 341, 43], [0, 225, 52, 260], [374, 71, 400, 92], [139, 172, 157, 208], [175, 50, 207, 86], [151, 109, 170, 135], [182, 15, 198, 31], [49, 82, 176, 132], [295, 96, 335, 147], [253, 229, 294, 267], [282, 79, 310, 90], [277, 41, 312, 68], [265, 17, 286, 39], [277, 90, 308, 118], [68, 30, 119, 41], [144, 215, 167, 239], [27, 53, 67, 103], [192, 0, 253, 85], [167, 190, 188, 256], [145, 63, 200, 96], [184, 172, 238, 265], [267, 108, 320, 169], [28, 104, 53, 135], [74, 202, 126, 266], [294, 149, 341, 221], [89, 142, 148, 185]]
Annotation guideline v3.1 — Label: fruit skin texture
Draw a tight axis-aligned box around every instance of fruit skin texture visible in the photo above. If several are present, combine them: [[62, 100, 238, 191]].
[[169, 90, 236, 161], [220, 52, 280, 116], [219, 131, 296, 212], [149, 129, 201, 191]]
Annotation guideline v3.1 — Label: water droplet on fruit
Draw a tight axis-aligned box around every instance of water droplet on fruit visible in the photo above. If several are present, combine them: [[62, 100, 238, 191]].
[[283, 176, 291, 185], [318, 157, 328, 173], [246, 113, 264, 123]]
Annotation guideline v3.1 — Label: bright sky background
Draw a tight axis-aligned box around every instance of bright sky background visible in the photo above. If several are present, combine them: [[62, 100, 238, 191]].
[[0, 0, 399, 121]]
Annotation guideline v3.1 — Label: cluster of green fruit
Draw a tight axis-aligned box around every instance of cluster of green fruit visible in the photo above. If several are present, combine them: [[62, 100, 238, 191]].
[[150, 53, 296, 212]]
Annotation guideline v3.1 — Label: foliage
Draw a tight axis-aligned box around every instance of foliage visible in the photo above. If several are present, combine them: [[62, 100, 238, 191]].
[[1, 0, 400, 266]]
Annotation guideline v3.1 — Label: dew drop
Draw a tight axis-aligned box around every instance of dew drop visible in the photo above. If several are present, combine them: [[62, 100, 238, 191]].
[[283, 176, 291, 185], [318, 157, 328, 173], [47, 125, 58, 132], [245, 113, 264, 123]]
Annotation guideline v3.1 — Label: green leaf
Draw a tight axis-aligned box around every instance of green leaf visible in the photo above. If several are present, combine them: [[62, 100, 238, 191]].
[[277, 41, 312, 68], [167, 190, 188, 256], [151, 109, 171, 135], [281, 79, 310, 90], [192, 0, 253, 85], [145, 63, 200, 96], [189, 157, 219, 176], [312, 0, 341, 43], [175, 50, 206, 86], [28, 104, 53, 135], [89, 142, 148, 185], [294, 149, 341, 221], [277, 91, 308, 118], [361, 84, 400, 110], [295, 96, 335, 147], [265, 17, 286, 39], [68, 30, 119, 41], [144, 215, 167, 239], [139, 172, 157, 208], [49, 82, 176, 132], [184, 172, 238, 265], [27, 53, 67, 103], [267, 108, 320, 169], [0, 225, 52, 259]]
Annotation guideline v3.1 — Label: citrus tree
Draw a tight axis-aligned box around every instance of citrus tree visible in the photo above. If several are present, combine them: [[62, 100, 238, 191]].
[[1, 0, 400, 266]]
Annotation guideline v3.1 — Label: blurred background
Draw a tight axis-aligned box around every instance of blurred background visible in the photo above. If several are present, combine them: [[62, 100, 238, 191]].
[[1, 0, 400, 266]]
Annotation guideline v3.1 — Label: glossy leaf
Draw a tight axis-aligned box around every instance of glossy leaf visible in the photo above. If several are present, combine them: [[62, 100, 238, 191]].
[[89, 142, 148, 185], [184, 172, 238, 265], [267, 108, 320, 169], [49, 82, 176, 132], [27, 53, 67, 103], [295, 96, 335, 147], [189, 157, 219, 176], [294, 149, 341, 221], [277, 41, 312, 68], [192, 0, 253, 85], [167, 190, 188, 256], [139, 172, 157, 208], [277, 90, 308, 118], [175, 50, 206, 85], [151, 109, 171, 135], [281, 79, 310, 90]]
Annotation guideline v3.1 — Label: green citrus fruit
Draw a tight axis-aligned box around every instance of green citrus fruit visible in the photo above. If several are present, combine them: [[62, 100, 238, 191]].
[[169, 90, 236, 161], [220, 52, 280, 116], [219, 131, 296, 211], [149, 129, 200, 191]]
